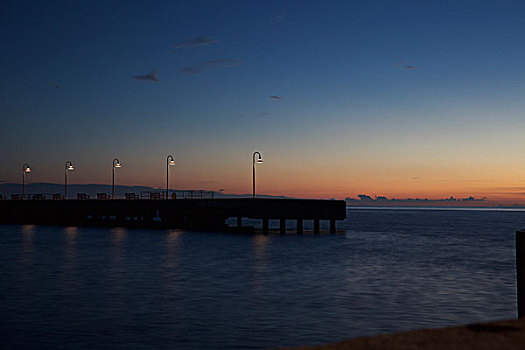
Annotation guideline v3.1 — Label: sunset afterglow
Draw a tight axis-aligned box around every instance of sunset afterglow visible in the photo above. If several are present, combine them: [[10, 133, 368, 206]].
[[2, 1, 525, 205]]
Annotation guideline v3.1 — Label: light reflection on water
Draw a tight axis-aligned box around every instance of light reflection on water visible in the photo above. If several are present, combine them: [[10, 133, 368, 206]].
[[63, 227, 78, 290], [0, 209, 522, 349], [21, 224, 35, 252], [252, 234, 270, 295], [111, 227, 127, 246]]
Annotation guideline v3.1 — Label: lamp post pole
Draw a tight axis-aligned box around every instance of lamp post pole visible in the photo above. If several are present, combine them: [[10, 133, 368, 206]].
[[22, 163, 31, 197], [64, 161, 74, 199], [252, 152, 263, 198], [112, 158, 122, 199], [166, 155, 175, 199]]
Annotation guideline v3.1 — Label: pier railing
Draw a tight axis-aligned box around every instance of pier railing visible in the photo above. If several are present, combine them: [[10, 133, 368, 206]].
[[2, 190, 219, 200]]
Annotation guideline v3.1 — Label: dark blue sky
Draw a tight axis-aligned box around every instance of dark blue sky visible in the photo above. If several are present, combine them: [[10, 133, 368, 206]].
[[2, 0, 525, 201]]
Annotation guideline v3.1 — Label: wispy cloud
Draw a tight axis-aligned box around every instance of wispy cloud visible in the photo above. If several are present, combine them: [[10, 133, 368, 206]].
[[134, 70, 160, 82], [172, 36, 219, 48], [180, 59, 241, 75], [236, 112, 270, 118], [270, 14, 287, 25], [481, 187, 525, 192], [258, 13, 288, 29], [269, 95, 282, 101], [395, 61, 418, 70]]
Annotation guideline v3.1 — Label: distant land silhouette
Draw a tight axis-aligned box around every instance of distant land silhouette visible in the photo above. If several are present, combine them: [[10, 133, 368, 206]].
[[345, 194, 495, 207]]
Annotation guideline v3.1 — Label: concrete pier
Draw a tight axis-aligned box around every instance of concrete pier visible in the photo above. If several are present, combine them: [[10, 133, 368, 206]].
[[0, 198, 346, 233]]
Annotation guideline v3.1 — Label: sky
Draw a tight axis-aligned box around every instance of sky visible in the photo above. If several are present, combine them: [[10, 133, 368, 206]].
[[2, 0, 525, 204]]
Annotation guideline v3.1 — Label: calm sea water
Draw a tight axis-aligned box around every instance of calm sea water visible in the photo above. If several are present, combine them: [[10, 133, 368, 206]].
[[1, 207, 523, 349]]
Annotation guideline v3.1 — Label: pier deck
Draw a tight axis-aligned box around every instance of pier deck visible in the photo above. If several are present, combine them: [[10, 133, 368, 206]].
[[0, 198, 346, 233]]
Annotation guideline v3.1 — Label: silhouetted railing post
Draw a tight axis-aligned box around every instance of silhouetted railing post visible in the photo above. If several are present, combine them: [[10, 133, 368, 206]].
[[517, 230, 525, 318]]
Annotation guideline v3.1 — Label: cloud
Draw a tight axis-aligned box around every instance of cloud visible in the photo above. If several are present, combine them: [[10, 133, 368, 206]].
[[358, 194, 373, 201], [270, 14, 287, 25], [237, 112, 269, 118], [134, 70, 160, 82], [482, 187, 525, 191], [394, 61, 418, 70], [259, 14, 288, 29], [172, 36, 219, 48], [269, 95, 282, 101], [180, 59, 241, 74]]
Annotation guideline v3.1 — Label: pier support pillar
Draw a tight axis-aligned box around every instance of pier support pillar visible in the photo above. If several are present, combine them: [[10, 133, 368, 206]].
[[518, 230, 525, 318], [237, 217, 242, 228], [330, 219, 336, 233], [262, 218, 269, 234], [297, 219, 303, 234], [314, 219, 320, 234], [280, 219, 286, 234]]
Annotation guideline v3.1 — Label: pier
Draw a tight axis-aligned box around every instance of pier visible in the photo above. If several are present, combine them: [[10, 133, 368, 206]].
[[0, 198, 346, 233]]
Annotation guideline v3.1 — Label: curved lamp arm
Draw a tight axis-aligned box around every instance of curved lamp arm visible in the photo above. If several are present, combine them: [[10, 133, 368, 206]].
[[252, 152, 263, 165], [113, 158, 121, 168]]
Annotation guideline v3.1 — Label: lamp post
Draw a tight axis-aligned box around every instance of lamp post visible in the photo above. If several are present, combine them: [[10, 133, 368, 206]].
[[64, 161, 74, 199], [166, 155, 175, 199], [112, 158, 122, 199], [252, 152, 263, 198], [22, 163, 31, 197]]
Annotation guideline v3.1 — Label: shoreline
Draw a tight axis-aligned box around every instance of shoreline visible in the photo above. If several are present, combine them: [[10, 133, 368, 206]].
[[279, 318, 525, 350]]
